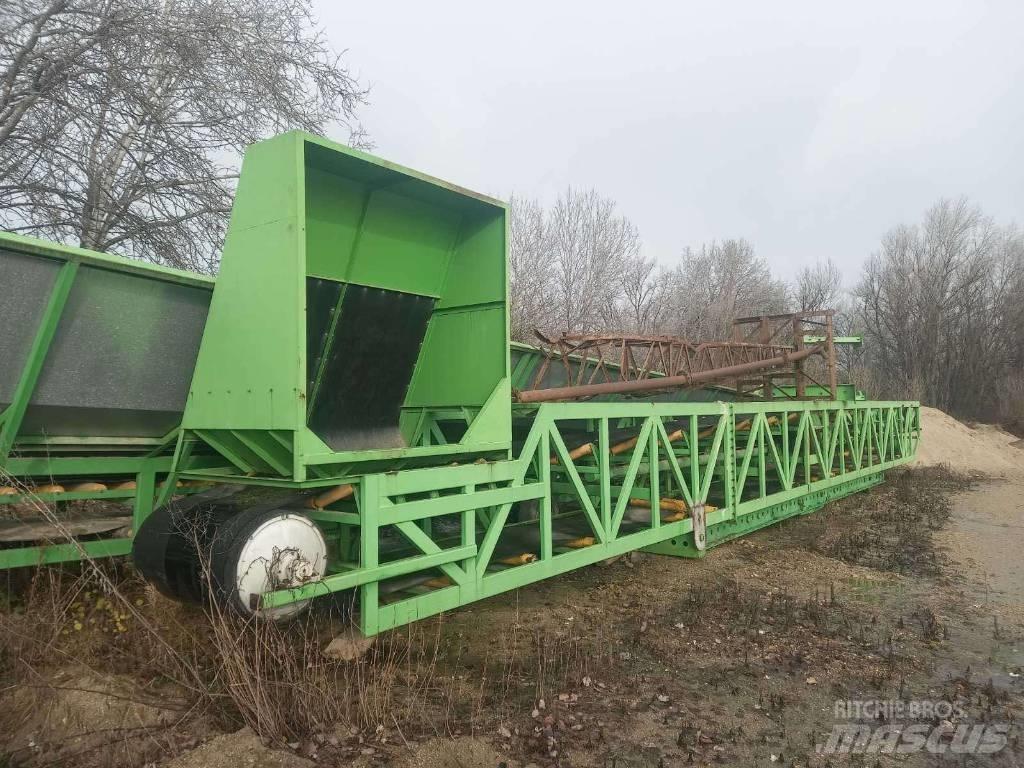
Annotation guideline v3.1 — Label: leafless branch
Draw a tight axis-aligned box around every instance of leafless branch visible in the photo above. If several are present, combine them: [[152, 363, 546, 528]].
[[0, 0, 369, 272]]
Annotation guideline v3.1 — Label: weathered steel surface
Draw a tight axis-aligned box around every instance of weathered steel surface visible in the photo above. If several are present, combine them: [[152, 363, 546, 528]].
[[517, 311, 842, 403], [517, 341, 823, 402]]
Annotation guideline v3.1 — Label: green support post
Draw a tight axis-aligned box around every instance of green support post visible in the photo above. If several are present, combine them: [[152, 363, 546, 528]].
[[133, 467, 157, 534], [358, 476, 380, 636]]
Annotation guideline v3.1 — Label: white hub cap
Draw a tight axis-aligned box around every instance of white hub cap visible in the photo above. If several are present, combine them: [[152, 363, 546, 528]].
[[234, 514, 327, 620]]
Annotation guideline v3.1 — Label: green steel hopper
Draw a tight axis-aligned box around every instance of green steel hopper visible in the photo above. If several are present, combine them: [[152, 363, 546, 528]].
[[0, 131, 921, 635], [182, 132, 511, 479]]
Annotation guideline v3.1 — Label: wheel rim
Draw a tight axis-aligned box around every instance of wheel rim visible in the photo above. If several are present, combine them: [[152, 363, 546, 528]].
[[233, 513, 327, 620]]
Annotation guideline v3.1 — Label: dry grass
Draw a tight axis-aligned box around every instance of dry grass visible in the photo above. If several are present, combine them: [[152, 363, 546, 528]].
[[1, 476, 616, 764], [4, 467, 1019, 766], [821, 466, 971, 576]]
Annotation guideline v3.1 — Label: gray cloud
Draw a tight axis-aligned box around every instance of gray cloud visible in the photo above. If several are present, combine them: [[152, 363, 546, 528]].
[[314, 0, 1024, 282]]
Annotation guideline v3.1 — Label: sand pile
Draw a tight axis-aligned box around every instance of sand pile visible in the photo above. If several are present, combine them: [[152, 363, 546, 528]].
[[0, 668, 192, 767], [912, 406, 1024, 476], [165, 729, 315, 768]]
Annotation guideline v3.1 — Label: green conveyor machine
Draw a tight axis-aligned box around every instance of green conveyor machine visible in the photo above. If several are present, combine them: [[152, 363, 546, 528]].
[[0, 132, 920, 634]]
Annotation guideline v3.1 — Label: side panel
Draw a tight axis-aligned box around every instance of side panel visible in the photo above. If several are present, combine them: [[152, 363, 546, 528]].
[[183, 133, 306, 432], [405, 212, 508, 411], [24, 265, 209, 436], [0, 249, 61, 409], [1, 243, 211, 441], [184, 131, 511, 477]]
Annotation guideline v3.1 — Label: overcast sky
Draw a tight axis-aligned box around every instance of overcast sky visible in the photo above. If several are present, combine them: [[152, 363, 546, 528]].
[[313, 1, 1024, 283]]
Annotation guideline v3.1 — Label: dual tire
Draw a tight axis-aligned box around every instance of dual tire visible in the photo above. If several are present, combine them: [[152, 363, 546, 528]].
[[134, 501, 327, 621]]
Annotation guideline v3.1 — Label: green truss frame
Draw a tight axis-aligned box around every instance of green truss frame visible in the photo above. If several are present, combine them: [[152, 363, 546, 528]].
[[0, 235, 920, 630], [258, 398, 919, 635]]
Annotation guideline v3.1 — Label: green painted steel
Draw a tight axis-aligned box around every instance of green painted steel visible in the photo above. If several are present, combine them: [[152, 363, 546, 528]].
[[182, 132, 510, 482], [0, 232, 217, 571], [0, 131, 921, 637], [0, 131, 510, 567], [0, 230, 214, 454], [0, 539, 134, 569], [0, 454, 215, 570], [259, 398, 920, 635], [0, 230, 215, 289], [0, 259, 79, 458]]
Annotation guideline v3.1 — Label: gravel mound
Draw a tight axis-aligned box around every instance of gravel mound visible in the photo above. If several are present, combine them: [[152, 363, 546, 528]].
[[912, 406, 1024, 476]]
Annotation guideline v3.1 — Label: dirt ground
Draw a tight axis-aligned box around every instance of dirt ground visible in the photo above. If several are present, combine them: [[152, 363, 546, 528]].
[[943, 478, 1024, 611], [2, 414, 1023, 767]]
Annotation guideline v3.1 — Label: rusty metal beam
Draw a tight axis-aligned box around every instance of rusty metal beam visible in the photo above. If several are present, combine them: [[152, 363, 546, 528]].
[[515, 344, 824, 403]]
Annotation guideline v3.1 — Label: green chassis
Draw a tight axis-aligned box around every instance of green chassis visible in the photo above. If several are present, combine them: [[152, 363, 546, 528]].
[[1, 397, 919, 635], [233, 398, 918, 635]]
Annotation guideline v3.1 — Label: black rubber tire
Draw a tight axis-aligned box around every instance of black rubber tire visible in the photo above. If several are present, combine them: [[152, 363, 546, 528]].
[[133, 494, 234, 603]]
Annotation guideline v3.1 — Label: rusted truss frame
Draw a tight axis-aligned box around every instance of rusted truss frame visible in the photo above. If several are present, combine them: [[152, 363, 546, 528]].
[[531, 332, 796, 389], [523, 310, 839, 402], [731, 310, 838, 400]]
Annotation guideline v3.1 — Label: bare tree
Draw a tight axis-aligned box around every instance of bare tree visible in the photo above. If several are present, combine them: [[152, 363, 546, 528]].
[[546, 188, 641, 333], [0, 2, 130, 155], [507, 188, 648, 338], [855, 197, 1024, 418], [795, 258, 843, 311], [661, 239, 789, 339], [0, 0, 368, 272], [507, 194, 555, 342], [618, 254, 667, 334]]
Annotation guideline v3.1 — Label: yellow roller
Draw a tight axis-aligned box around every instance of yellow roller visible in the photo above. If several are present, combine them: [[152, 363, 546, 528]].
[[566, 536, 596, 548], [497, 553, 537, 565], [67, 482, 107, 492], [629, 496, 688, 513], [423, 576, 454, 589], [306, 483, 354, 509]]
